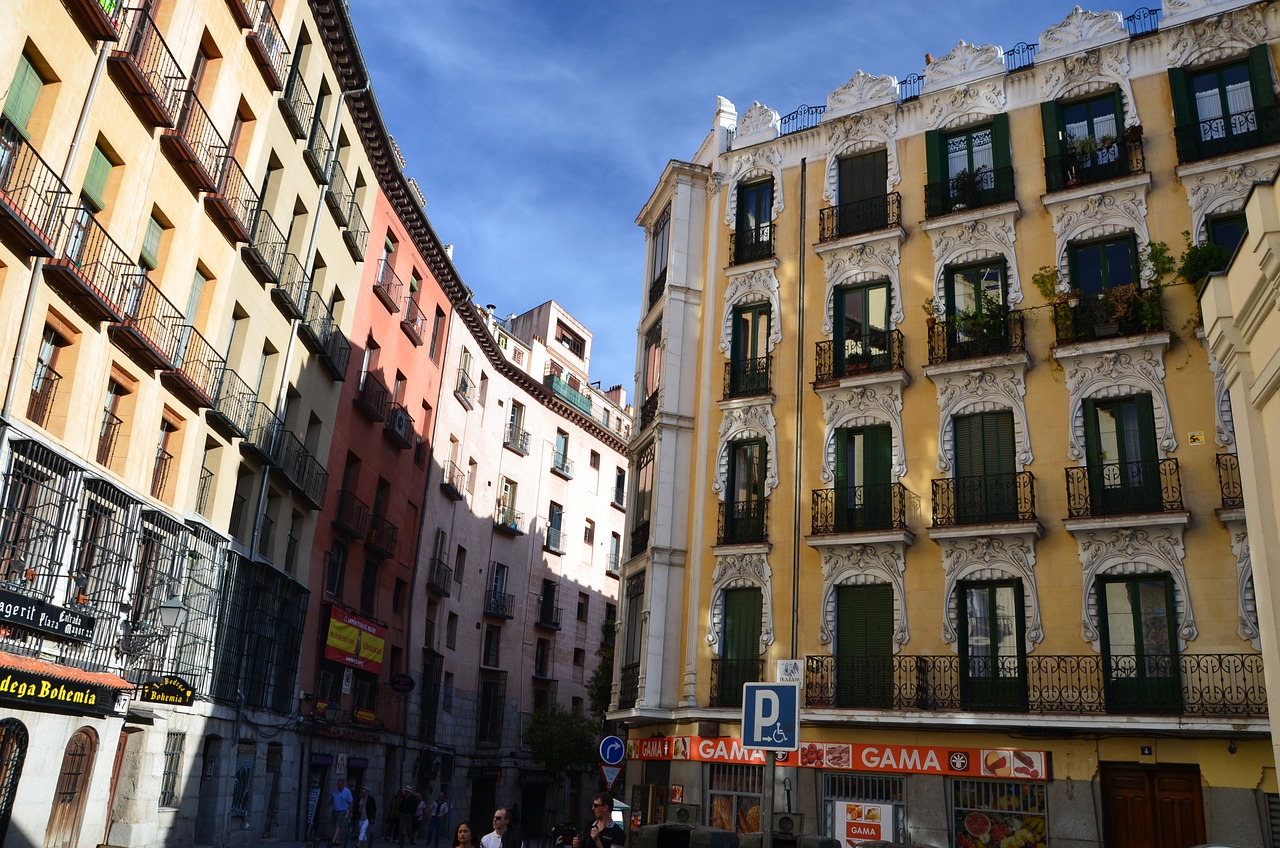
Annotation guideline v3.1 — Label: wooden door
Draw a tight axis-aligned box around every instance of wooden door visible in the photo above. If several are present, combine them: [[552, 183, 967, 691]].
[[1100, 764, 1205, 848], [44, 728, 98, 848]]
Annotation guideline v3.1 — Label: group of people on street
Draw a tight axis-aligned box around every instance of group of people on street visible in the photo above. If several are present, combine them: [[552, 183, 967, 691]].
[[448, 793, 623, 848], [327, 780, 452, 848]]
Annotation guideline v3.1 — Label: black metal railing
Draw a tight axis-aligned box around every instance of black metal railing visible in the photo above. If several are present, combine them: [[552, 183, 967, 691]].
[[818, 192, 900, 241], [244, 205, 287, 285], [811, 483, 907, 534], [814, 329, 903, 381], [730, 222, 773, 264], [612, 484, 626, 509], [242, 400, 279, 459], [384, 402, 414, 449], [485, 589, 515, 619], [1174, 104, 1280, 163], [274, 427, 327, 508], [425, 557, 452, 595], [343, 202, 369, 259], [1051, 286, 1165, 344], [494, 504, 523, 534], [66, 0, 127, 39], [440, 460, 466, 499], [326, 160, 353, 227], [803, 652, 1264, 716], [111, 7, 186, 126], [1005, 42, 1038, 72], [165, 88, 228, 191], [1045, 136, 1145, 192], [629, 520, 650, 558], [718, 499, 767, 545], [401, 296, 425, 345], [366, 514, 398, 559], [618, 663, 639, 709], [933, 472, 1035, 526], [1217, 453, 1243, 509], [504, 423, 530, 454], [46, 206, 133, 319], [26, 361, 61, 428], [321, 321, 351, 381], [648, 268, 666, 310], [1065, 458, 1183, 517], [247, 0, 290, 90], [927, 311, 1024, 363], [165, 324, 225, 408], [545, 525, 564, 553], [710, 659, 764, 707], [354, 372, 390, 421], [373, 259, 403, 313], [333, 489, 370, 538], [537, 602, 562, 630], [925, 165, 1015, 217], [303, 116, 332, 183], [551, 452, 573, 478], [205, 155, 258, 242], [114, 274, 183, 369], [724, 355, 771, 399], [640, 391, 659, 429], [96, 410, 122, 466], [1126, 6, 1162, 38], [898, 72, 925, 102], [280, 63, 314, 139], [209, 367, 256, 439], [779, 104, 826, 136], [150, 446, 173, 499], [0, 121, 70, 255], [270, 252, 310, 320], [196, 466, 214, 515]]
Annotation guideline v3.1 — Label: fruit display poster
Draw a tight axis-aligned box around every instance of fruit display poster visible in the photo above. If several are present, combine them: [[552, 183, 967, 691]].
[[841, 802, 893, 846]]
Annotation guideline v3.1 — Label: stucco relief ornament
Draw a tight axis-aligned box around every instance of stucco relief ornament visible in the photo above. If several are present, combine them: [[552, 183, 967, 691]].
[[1063, 348, 1174, 460], [1185, 161, 1280, 241], [720, 269, 782, 354], [818, 544, 909, 648], [706, 552, 775, 652], [923, 41, 1006, 90], [1037, 7, 1127, 59], [940, 535, 1043, 649], [1040, 47, 1138, 128], [1165, 7, 1267, 68], [1231, 529, 1260, 648], [928, 213, 1022, 306], [724, 146, 785, 225], [1049, 190, 1149, 271], [821, 384, 907, 480], [825, 71, 899, 119], [1077, 527, 1195, 648], [823, 110, 900, 203], [820, 239, 905, 332], [1198, 331, 1236, 447], [925, 81, 1007, 131], [737, 101, 780, 138], [933, 369, 1031, 472], [714, 405, 780, 497]]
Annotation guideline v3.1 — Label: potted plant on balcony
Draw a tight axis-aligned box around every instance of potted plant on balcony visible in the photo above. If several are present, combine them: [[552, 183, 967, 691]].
[[954, 292, 1010, 351], [1032, 265, 1080, 338], [921, 295, 943, 329], [949, 166, 987, 210]]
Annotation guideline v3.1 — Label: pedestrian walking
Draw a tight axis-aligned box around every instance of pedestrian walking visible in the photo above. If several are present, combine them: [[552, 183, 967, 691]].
[[330, 778, 354, 847], [356, 787, 378, 848], [425, 791, 450, 847]]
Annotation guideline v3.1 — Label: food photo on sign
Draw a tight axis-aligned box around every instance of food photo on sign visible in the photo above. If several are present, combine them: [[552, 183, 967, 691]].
[[842, 801, 892, 846]]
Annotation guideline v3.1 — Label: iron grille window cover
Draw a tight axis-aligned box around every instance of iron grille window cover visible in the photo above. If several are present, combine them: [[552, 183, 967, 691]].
[[62, 480, 138, 666], [476, 671, 507, 746], [114, 509, 189, 682], [708, 763, 764, 832], [172, 521, 227, 697], [159, 731, 184, 807], [0, 440, 81, 605]]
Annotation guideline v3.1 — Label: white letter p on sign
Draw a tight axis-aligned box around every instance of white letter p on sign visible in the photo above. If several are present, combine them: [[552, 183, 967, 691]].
[[754, 690, 779, 734]]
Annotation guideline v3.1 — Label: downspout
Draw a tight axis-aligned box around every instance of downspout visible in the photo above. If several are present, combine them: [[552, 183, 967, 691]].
[[791, 159, 806, 659]]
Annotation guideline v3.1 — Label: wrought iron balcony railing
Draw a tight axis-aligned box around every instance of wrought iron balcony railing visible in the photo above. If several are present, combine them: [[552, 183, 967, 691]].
[[343, 201, 369, 260], [1175, 103, 1280, 164], [332, 489, 370, 538], [204, 155, 258, 243], [108, 7, 186, 128], [321, 321, 351, 382], [495, 504, 524, 535], [724, 355, 772, 399], [384, 402, 415, 450], [243, 205, 287, 286], [96, 410, 123, 466], [504, 423, 530, 455], [537, 602, 562, 630], [629, 520, 650, 558], [366, 514, 398, 559], [815, 330, 904, 381], [925, 165, 1015, 218], [710, 658, 764, 707], [161, 88, 228, 193], [818, 192, 901, 241], [196, 466, 214, 515], [1045, 136, 1145, 192], [648, 267, 666, 311], [803, 652, 1266, 717], [401, 296, 425, 345], [932, 472, 1036, 526], [162, 324, 225, 409], [606, 552, 620, 577], [545, 524, 565, 554], [150, 446, 173, 499], [440, 460, 466, 500], [242, 400, 279, 460], [618, 663, 639, 709], [551, 452, 573, 478], [303, 115, 332, 183], [927, 310, 1024, 364], [270, 253, 310, 321], [45, 206, 132, 321], [66, 0, 127, 40], [1065, 458, 1183, 517], [111, 274, 183, 371], [484, 589, 515, 619], [718, 498, 767, 545], [1217, 452, 1243, 509], [730, 222, 773, 265], [640, 391, 659, 429], [373, 259, 403, 313], [26, 361, 61, 429], [208, 367, 256, 441], [326, 160, 354, 227], [612, 484, 626, 510], [0, 121, 70, 257], [1051, 286, 1166, 343], [279, 62, 314, 140], [247, 0, 290, 91], [810, 483, 907, 534], [454, 369, 476, 408], [425, 557, 452, 596], [354, 372, 390, 421], [274, 426, 328, 508]]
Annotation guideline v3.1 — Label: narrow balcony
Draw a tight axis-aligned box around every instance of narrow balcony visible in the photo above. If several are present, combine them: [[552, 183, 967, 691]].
[[298, 287, 330, 354], [161, 324, 225, 409], [223, 0, 254, 29], [718, 499, 767, 545], [629, 520, 649, 558], [270, 252, 310, 321], [0, 122, 69, 257], [150, 446, 173, 499], [1045, 135, 1146, 193], [160, 89, 228, 193], [425, 557, 452, 596], [639, 391, 658, 430], [484, 588, 515, 619], [1217, 452, 1243, 510], [242, 205, 287, 287], [204, 156, 258, 243], [536, 601, 562, 631], [196, 466, 214, 516], [274, 427, 327, 508], [1175, 103, 1280, 164], [710, 659, 764, 708], [606, 552, 620, 578], [26, 360, 61, 429], [618, 663, 639, 709], [440, 460, 466, 501], [810, 483, 907, 534], [320, 322, 350, 382], [817, 192, 901, 241], [107, 8, 185, 128], [550, 452, 573, 480], [401, 296, 426, 345], [110, 274, 182, 371], [303, 117, 332, 184], [647, 268, 666, 312], [543, 373, 592, 414], [503, 423, 530, 455], [332, 489, 370, 538], [343, 202, 369, 260], [1065, 459, 1184, 518], [208, 367, 256, 440], [326, 160, 353, 227], [730, 222, 773, 265], [354, 372, 390, 421], [925, 166, 1016, 217], [96, 410, 123, 466], [927, 310, 1024, 364], [279, 63, 314, 141], [366, 514, 398, 559], [454, 369, 476, 409], [241, 400, 279, 462], [544, 525, 565, 555], [246, 0, 290, 91], [723, 355, 772, 399], [1052, 287, 1166, 344], [44, 207, 132, 321], [932, 472, 1036, 526], [814, 330, 904, 382], [384, 403, 414, 450], [66, 0, 127, 41], [373, 259, 403, 313], [494, 504, 523, 535]]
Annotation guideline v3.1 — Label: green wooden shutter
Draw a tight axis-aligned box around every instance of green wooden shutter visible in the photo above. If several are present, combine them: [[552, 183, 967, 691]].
[[1167, 67, 1194, 130], [3, 55, 42, 133], [81, 145, 112, 212], [954, 414, 979, 478], [991, 112, 1012, 172], [924, 129, 945, 187], [723, 588, 762, 660], [986, 411, 1015, 475], [140, 216, 163, 269], [1040, 101, 1063, 160], [864, 425, 892, 487], [833, 429, 850, 491], [1083, 398, 1102, 466], [1248, 45, 1275, 113], [836, 584, 893, 658], [1135, 393, 1157, 463]]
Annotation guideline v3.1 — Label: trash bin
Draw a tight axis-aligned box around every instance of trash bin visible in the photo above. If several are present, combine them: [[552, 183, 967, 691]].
[[635, 824, 739, 848]]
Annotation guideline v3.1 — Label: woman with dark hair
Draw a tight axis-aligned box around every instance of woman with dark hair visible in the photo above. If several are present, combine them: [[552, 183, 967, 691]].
[[453, 820, 480, 848]]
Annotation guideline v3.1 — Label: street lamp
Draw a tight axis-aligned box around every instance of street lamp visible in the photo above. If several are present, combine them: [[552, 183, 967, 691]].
[[119, 595, 188, 654]]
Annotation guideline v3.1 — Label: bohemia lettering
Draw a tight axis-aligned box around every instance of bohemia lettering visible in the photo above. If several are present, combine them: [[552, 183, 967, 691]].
[[0, 674, 97, 705]]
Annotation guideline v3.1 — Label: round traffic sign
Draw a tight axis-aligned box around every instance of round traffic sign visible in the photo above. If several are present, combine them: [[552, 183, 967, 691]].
[[599, 735, 625, 765]]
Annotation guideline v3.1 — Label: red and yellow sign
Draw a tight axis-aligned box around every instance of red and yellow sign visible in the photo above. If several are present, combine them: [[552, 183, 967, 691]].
[[324, 609, 385, 673]]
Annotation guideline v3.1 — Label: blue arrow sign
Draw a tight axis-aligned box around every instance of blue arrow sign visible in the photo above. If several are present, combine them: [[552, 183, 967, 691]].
[[599, 735, 625, 765]]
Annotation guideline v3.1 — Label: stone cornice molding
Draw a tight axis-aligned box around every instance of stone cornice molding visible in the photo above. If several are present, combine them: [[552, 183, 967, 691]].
[[1164, 5, 1267, 69], [1037, 8, 1128, 63], [822, 110, 901, 204], [720, 269, 782, 355], [819, 544, 909, 650], [1074, 525, 1195, 649], [706, 552, 775, 653], [819, 235, 905, 332], [724, 146, 785, 225], [1040, 44, 1138, 128], [922, 41, 1006, 95], [820, 383, 907, 481], [940, 534, 1044, 650], [1057, 338, 1174, 460], [929, 365, 1032, 473], [925, 80, 1008, 131], [926, 209, 1023, 307], [714, 404, 780, 498], [825, 72, 900, 120]]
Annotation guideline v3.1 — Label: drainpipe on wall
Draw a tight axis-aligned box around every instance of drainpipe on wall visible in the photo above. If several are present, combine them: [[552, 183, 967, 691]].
[[791, 158, 806, 660]]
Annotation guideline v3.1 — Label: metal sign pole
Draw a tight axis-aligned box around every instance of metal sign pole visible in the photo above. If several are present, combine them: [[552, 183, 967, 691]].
[[762, 755, 775, 848]]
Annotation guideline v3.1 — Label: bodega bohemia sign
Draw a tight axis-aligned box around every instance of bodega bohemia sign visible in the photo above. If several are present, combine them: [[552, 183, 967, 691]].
[[626, 736, 1049, 782]]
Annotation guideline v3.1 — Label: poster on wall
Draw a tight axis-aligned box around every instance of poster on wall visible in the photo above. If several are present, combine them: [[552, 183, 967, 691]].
[[841, 802, 893, 846]]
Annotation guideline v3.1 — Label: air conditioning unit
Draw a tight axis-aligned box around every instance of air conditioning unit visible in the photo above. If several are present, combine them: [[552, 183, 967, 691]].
[[385, 405, 412, 447], [666, 804, 700, 825], [772, 813, 803, 836]]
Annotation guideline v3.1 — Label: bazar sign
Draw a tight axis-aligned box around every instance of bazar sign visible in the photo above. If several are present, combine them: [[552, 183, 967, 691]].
[[0, 669, 121, 716], [324, 608, 385, 673], [0, 588, 95, 643]]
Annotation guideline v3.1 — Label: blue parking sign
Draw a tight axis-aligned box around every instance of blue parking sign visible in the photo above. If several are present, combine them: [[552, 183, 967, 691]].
[[742, 683, 799, 751]]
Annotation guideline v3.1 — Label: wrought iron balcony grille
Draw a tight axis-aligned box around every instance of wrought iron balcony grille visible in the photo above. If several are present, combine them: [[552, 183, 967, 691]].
[[551, 452, 573, 478], [927, 310, 1024, 364], [0, 120, 70, 256], [343, 202, 369, 259], [26, 360, 61, 428], [440, 460, 466, 500], [932, 472, 1036, 526], [96, 410, 123, 466], [640, 391, 659, 429], [1065, 458, 1183, 517], [45, 205, 134, 321], [779, 104, 826, 135], [65, 0, 126, 40], [454, 368, 476, 406], [484, 588, 515, 618], [0, 441, 78, 607], [373, 259, 403, 313], [1044, 135, 1146, 193], [274, 428, 327, 508], [280, 62, 315, 140], [612, 484, 626, 510], [618, 663, 639, 709], [537, 601, 562, 630], [545, 524, 564, 553], [205, 155, 258, 243], [401, 296, 426, 345], [322, 322, 351, 381], [810, 483, 907, 534], [161, 88, 228, 193], [270, 253, 310, 321], [924, 165, 1015, 217], [648, 267, 666, 311], [326, 160, 354, 227], [815, 330, 904, 381], [730, 222, 773, 265], [818, 192, 901, 241], [1125, 6, 1162, 38], [724, 355, 772, 399], [243, 205, 287, 286], [425, 557, 452, 596], [1051, 287, 1166, 343], [503, 423, 530, 454], [718, 499, 768, 545], [333, 489, 371, 538], [1175, 103, 1280, 163], [209, 367, 256, 440], [109, 8, 186, 128], [354, 372, 390, 421], [494, 504, 523, 535], [247, 0, 290, 90], [150, 446, 173, 499], [164, 324, 225, 409], [710, 659, 764, 707], [196, 466, 214, 515], [113, 273, 183, 371], [1217, 452, 1243, 509], [366, 514, 398, 559]]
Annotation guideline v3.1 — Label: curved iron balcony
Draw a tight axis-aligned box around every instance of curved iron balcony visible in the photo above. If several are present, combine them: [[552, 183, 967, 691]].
[[710, 659, 764, 708], [814, 330, 903, 382], [723, 355, 771, 399], [932, 472, 1035, 526], [1175, 104, 1280, 163], [1065, 459, 1183, 517], [1044, 136, 1145, 192], [924, 165, 1015, 218], [1216, 452, 1243, 509], [718, 499, 767, 545], [1051, 287, 1165, 344], [0, 121, 70, 257], [811, 484, 907, 534], [926, 311, 1024, 364], [818, 192, 901, 241], [730, 222, 773, 265]]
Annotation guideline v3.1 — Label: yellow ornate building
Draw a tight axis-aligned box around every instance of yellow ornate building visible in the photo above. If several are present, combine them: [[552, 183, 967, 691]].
[[619, 2, 1279, 846]]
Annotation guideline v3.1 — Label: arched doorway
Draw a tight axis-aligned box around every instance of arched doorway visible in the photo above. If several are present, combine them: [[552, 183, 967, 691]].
[[0, 718, 29, 841], [44, 727, 98, 848]]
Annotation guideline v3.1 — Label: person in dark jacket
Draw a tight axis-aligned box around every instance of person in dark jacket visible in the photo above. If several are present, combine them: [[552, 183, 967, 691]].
[[573, 793, 623, 848], [355, 787, 377, 848]]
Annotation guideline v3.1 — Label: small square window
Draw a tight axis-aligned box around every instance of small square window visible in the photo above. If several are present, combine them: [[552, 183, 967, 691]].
[[573, 648, 585, 667], [590, 450, 600, 469]]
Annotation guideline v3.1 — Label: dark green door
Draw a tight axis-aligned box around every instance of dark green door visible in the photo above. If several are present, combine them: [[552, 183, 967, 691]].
[[1084, 395, 1159, 514], [721, 587, 763, 707], [834, 425, 892, 530], [835, 584, 893, 708], [834, 281, 890, 374], [726, 440, 766, 543], [953, 411, 1016, 523], [958, 580, 1027, 711], [736, 180, 773, 261], [1099, 575, 1180, 713], [837, 149, 888, 234], [730, 302, 770, 395]]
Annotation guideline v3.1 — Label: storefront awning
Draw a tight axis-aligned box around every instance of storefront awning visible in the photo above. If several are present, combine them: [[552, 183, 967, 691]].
[[0, 649, 132, 717]]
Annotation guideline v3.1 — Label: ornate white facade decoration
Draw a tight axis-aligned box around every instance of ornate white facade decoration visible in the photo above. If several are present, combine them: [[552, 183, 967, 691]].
[[723, 145, 785, 226], [819, 236, 905, 332], [818, 544, 909, 651], [1183, 160, 1280, 244], [1047, 188, 1150, 282], [713, 404, 780, 498], [931, 366, 1031, 473], [1060, 342, 1174, 461], [720, 268, 782, 354], [1164, 5, 1267, 68], [922, 41, 1006, 94], [820, 383, 907, 481], [822, 110, 900, 205], [940, 535, 1044, 650], [1163, 0, 1258, 28], [1037, 9, 1128, 64], [925, 81, 1007, 131], [927, 211, 1023, 306], [735, 101, 780, 146], [1198, 329, 1237, 447], [706, 552, 775, 653], [1228, 525, 1261, 649], [1075, 525, 1195, 649], [824, 71, 900, 120], [1040, 45, 1138, 128]]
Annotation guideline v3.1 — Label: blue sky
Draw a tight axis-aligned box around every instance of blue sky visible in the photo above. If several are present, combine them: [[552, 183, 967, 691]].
[[347, 0, 1150, 392]]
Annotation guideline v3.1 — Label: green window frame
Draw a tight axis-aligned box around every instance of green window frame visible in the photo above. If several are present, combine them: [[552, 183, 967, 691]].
[[719, 586, 763, 705], [834, 583, 893, 708], [833, 280, 890, 374], [139, 215, 163, 271], [1068, 234, 1138, 297], [1083, 394, 1160, 514], [834, 149, 889, 234], [833, 424, 892, 531], [924, 115, 1011, 213], [957, 578, 1027, 711], [952, 410, 1016, 523], [1042, 89, 1125, 190], [2, 54, 44, 135], [736, 179, 772, 236], [81, 145, 112, 212], [729, 301, 770, 395], [1098, 573, 1180, 713], [725, 439, 766, 542], [1169, 46, 1276, 160], [944, 260, 1006, 319]]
